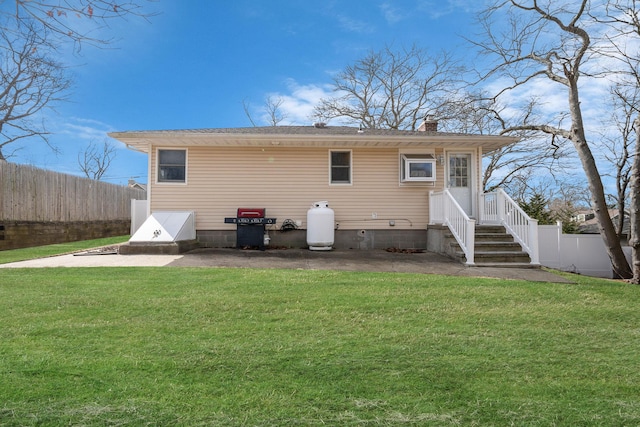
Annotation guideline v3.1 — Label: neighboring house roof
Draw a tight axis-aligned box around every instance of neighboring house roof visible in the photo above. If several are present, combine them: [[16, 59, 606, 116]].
[[577, 209, 630, 235], [109, 125, 519, 154], [127, 179, 147, 191]]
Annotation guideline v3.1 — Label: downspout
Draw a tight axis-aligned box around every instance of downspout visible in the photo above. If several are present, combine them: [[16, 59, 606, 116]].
[[146, 142, 152, 217]]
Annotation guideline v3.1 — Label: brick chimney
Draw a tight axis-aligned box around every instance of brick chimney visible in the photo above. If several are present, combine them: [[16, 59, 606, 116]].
[[417, 115, 438, 132]]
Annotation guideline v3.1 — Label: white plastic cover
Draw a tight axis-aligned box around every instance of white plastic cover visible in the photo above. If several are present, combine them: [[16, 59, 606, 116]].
[[129, 211, 196, 243]]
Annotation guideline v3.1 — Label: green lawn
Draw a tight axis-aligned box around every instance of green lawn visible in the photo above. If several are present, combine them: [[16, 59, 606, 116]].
[[0, 236, 130, 265], [1, 266, 638, 426]]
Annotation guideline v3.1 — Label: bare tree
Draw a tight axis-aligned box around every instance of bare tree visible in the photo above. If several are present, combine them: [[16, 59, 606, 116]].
[[0, 1, 155, 162], [598, 85, 637, 238], [77, 139, 116, 180], [242, 98, 257, 127], [314, 42, 567, 198], [595, 0, 640, 282], [507, 175, 587, 233], [243, 95, 289, 127], [633, 117, 640, 283], [474, 0, 633, 278], [0, 19, 71, 161], [3, 0, 157, 50], [313, 44, 461, 130], [444, 94, 569, 191], [264, 95, 287, 126], [483, 138, 565, 191], [548, 181, 590, 233]]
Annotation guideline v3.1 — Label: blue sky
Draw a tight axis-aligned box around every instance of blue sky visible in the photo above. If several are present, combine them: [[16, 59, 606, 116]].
[[8, 1, 484, 185]]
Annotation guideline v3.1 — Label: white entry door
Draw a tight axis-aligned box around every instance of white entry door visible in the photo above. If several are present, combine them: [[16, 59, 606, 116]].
[[447, 153, 473, 216]]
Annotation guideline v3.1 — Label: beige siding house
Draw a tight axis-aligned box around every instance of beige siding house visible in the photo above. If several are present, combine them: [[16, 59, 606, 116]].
[[110, 120, 523, 254]]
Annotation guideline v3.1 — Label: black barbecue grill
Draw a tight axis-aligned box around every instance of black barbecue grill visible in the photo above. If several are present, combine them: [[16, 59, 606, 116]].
[[224, 208, 276, 250]]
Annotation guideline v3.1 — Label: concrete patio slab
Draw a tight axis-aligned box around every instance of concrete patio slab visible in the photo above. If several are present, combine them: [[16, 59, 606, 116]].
[[0, 247, 573, 283]]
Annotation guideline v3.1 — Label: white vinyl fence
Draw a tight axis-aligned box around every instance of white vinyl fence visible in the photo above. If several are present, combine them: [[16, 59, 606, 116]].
[[130, 199, 149, 235], [538, 223, 632, 278]]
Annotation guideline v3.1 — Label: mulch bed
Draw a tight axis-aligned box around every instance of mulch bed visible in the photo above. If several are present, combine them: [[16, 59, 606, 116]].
[[73, 245, 120, 256], [385, 247, 424, 254]]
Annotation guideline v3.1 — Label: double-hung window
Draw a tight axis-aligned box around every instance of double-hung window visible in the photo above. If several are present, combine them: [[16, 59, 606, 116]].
[[158, 149, 187, 183], [401, 154, 436, 182], [330, 150, 351, 184]]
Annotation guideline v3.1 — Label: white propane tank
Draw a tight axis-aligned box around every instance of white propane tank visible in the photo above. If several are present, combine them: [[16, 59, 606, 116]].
[[306, 201, 335, 251]]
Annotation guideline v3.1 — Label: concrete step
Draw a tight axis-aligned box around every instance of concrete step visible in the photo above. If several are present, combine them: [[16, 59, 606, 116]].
[[471, 261, 540, 269], [449, 239, 523, 252], [446, 224, 535, 267], [474, 241, 523, 252], [475, 225, 507, 234], [473, 251, 531, 264], [453, 248, 531, 263], [474, 233, 515, 243], [445, 233, 515, 244], [452, 247, 531, 264]]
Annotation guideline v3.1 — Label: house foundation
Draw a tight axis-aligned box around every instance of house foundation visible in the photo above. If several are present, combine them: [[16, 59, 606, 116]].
[[196, 228, 427, 251], [425, 224, 453, 256], [119, 240, 200, 255]]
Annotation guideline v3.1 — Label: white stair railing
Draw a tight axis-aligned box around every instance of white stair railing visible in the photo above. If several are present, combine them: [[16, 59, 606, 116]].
[[480, 189, 539, 265], [430, 190, 475, 265]]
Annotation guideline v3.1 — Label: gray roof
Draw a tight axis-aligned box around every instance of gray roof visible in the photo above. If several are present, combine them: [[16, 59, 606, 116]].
[[113, 125, 456, 136], [109, 125, 519, 154]]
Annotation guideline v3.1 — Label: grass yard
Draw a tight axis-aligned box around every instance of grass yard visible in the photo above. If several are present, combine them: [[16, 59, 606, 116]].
[[1, 266, 639, 426], [0, 236, 130, 265]]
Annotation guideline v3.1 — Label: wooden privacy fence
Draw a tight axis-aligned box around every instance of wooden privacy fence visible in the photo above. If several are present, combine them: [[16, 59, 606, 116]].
[[1, 162, 146, 222]]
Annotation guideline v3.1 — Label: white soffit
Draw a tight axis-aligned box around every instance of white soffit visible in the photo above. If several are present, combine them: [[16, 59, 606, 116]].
[[110, 129, 518, 154]]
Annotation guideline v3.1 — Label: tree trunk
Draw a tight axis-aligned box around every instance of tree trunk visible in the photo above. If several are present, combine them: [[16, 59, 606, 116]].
[[577, 140, 631, 278], [630, 116, 640, 284], [568, 80, 633, 279]]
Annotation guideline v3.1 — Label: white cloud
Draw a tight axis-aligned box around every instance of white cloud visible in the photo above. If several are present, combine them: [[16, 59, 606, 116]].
[[335, 14, 375, 34], [416, 0, 482, 19], [379, 3, 405, 24], [59, 117, 115, 142], [261, 79, 334, 125]]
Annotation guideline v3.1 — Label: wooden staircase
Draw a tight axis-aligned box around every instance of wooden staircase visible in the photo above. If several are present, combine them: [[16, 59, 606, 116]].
[[448, 225, 537, 268]]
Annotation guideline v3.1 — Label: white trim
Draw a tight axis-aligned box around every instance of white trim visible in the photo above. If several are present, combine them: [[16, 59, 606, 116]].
[[111, 130, 519, 154], [398, 148, 435, 155], [156, 147, 188, 185], [445, 150, 476, 217], [146, 142, 152, 216], [329, 149, 353, 186], [400, 154, 436, 182]]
